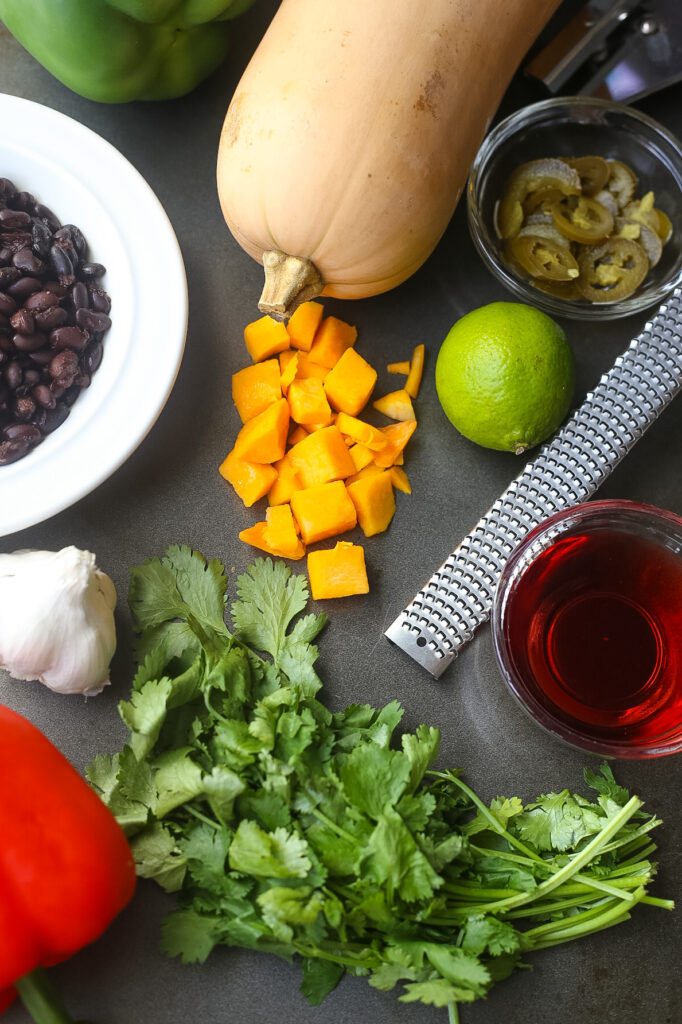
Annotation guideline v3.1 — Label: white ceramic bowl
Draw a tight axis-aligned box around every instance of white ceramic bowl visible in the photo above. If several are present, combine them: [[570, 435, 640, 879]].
[[0, 94, 188, 536]]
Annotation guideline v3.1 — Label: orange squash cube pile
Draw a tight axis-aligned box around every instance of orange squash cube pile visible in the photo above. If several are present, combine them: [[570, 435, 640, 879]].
[[220, 301, 425, 598]]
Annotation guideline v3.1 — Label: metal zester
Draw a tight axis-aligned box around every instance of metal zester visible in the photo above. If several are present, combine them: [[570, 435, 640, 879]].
[[385, 286, 682, 678]]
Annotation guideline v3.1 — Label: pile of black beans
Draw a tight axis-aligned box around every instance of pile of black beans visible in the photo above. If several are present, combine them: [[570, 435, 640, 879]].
[[0, 177, 112, 465]]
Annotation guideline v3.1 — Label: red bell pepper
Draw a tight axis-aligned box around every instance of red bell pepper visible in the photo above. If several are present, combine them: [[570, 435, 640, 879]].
[[0, 704, 136, 1022]]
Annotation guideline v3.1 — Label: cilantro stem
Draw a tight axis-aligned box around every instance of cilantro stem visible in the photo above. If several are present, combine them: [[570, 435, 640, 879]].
[[448, 1001, 460, 1024], [447, 796, 643, 917], [427, 770, 543, 864], [184, 804, 220, 829], [309, 807, 358, 845]]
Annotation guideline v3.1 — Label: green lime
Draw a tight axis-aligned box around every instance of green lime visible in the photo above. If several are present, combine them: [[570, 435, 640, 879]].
[[435, 301, 574, 454]]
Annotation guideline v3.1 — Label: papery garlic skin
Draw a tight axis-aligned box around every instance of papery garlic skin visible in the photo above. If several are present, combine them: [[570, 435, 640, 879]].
[[0, 546, 117, 696]]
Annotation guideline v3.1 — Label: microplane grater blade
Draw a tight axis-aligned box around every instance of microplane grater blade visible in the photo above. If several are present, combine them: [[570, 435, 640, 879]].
[[385, 286, 682, 678]]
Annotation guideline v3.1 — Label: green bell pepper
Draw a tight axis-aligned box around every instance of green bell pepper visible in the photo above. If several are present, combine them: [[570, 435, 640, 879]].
[[0, 0, 255, 103]]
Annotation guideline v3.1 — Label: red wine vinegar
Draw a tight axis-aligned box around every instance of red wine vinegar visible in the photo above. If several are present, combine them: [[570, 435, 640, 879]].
[[504, 527, 682, 744]]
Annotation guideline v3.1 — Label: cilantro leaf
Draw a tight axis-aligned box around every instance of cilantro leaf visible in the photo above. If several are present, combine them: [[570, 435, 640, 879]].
[[584, 762, 630, 806], [228, 820, 312, 879], [231, 559, 326, 694], [300, 957, 345, 1005]]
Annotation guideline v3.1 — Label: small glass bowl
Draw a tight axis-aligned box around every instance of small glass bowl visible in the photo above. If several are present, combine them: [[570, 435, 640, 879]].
[[491, 499, 682, 758], [467, 97, 682, 320]]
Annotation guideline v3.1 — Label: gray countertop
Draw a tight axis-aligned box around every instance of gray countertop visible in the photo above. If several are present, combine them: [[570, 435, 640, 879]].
[[0, 4, 680, 1024]]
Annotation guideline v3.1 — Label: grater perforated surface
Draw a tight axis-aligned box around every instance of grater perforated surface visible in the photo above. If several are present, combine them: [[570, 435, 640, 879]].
[[385, 287, 682, 678]]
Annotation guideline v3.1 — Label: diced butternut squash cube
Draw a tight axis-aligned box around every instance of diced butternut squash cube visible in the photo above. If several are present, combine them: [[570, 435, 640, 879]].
[[279, 350, 299, 394], [244, 316, 290, 362], [288, 425, 356, 488], [308, 316, 357, 369], [287, 424, 308, 446], [286, 300, 324, 352], [290, 480, 357, 545], [389, 466, 411, 494], [265, 504, 305, 555], [387, 360, 411, 375], [405, 343, 425, 398], [288, 378, 332, 426], [295, 354, 329, 381], [372, 388, 416, 422], [346, 463, 385, 485], [231, 359, 282, 423], [239, 504, 306, 560], [373, 419, 417, 468], [348, 442, 375, 472], [219, 449, 278, 508], [233, 397, 290, 464], [324, 348, 377, 416], [346, 470, 396, 537], [308, 542, 369, 600], [335, 411, 387, 451], [268, 452, 302, 506]]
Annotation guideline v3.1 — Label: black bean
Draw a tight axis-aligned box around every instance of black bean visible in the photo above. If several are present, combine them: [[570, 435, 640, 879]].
[[0, 267, 21, 289], [24, 289, 59, 312], [56, 224, 87, 258], [88, 287, 111, 314], [0, 437, 30, 463], [7, 277, 42, 301], [63, 384, 81, 406], [10, 308, 34, 334], [2, 422, 42, 443], [0, 314, 9, 332], [13, 331, 47, 353], [48, 348, 79, 384], [34, 306, 68, 331], [34, 204, 61, 231], [28, 346, 53, 367], [12, 248, 45, 276], [13, 394, 35, 420], [83, 339, 103, 375], [0, 208, 31, 230], [79, 261, 106, 279], [31, 219, 52, 259], [70, 281, 89, 310], [4, 360, 22, 389], [50, 325, 89, 351], [0, 292, 16, 316], [12, 192, 35, 213], [42, 403, 70, 433], [75, 307, 111, 333], [0, 178, 17, 197], [49, 244, 75, 285], [42, 280, 68, 298], [32, 383, 56, 409]]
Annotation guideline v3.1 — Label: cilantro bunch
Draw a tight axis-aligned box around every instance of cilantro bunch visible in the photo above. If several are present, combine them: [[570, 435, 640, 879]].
[[87, 547, 673, 1023]]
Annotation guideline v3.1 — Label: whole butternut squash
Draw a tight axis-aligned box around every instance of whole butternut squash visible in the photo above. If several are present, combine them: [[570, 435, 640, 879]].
[[217, 0, 561, 318]]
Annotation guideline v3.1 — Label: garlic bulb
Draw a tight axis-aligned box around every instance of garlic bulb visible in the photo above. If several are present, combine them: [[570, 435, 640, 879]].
[[0, 546, 117, 696]]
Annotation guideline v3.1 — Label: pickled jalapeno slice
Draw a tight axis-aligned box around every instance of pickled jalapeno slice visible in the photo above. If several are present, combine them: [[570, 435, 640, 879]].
[[577, 237, 649, 302], [606, 160, 637, 208], [550, 195, 614, 243], [509, 234, 580, 281], [565, 155, 610, 197], [497, 158, 581, 239]]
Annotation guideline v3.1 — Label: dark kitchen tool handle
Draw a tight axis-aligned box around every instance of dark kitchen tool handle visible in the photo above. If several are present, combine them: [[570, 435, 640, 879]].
[[385, 286, 682, 678]]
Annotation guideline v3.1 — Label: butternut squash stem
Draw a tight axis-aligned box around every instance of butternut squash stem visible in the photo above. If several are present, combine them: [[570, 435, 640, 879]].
[[258, 250, 325, 321]]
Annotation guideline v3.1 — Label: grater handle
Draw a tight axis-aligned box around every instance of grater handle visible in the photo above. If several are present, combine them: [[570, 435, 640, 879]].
[[385, 287, 682, 678]]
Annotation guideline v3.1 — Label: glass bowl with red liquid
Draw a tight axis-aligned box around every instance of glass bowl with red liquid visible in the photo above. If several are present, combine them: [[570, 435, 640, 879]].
[[491, 499, 682, 758]]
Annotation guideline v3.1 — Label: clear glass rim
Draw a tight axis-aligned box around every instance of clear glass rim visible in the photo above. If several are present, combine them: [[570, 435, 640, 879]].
[[467, 97, 682, 321], [491, 498, 682, 759]]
